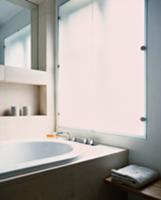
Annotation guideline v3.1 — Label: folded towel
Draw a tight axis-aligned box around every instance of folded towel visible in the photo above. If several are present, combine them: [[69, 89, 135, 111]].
[[111, 165, 159, 188]]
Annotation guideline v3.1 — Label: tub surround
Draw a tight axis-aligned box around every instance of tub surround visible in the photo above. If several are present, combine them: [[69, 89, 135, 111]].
[[0, 139, 127, 184], [0, 140, 127, 200]]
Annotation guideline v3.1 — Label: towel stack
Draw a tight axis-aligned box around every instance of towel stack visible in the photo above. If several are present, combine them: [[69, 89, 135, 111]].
[[111, 165, 159, 188]]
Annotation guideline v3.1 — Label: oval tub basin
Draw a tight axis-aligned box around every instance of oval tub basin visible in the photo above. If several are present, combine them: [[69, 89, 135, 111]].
[[0, 139, 81, 180]]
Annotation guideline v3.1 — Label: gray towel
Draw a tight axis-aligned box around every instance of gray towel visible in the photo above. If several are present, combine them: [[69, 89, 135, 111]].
[[111, 165, 159, 188]]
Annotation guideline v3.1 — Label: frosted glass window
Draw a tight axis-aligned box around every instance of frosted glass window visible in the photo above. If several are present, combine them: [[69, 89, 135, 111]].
[[5, 25, 31, 68], [58, 0, 146, 137]]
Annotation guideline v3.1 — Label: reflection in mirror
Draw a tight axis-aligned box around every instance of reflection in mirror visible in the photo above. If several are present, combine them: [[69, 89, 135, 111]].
[[0, 0, 38, 69]]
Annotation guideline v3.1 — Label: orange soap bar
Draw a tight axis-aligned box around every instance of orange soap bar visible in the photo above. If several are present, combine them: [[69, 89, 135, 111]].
[[46, 134, 57, 138]]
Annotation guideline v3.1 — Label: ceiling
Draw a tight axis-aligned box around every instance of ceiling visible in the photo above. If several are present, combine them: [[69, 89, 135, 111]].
[[0, 0, 23, 27]]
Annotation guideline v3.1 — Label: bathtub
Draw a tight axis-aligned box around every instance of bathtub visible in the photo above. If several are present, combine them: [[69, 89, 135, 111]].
[[0, 139, 128, 200], [0, 139, 127, 184], [0, 139, 83, 181]]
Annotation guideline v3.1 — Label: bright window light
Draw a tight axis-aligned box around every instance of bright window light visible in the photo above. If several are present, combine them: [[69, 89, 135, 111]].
[[58, 0, 146, 137], [5, 25, 31, 68]]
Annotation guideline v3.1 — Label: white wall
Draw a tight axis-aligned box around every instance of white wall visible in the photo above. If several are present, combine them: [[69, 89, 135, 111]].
[[0, 0, 55, 140]]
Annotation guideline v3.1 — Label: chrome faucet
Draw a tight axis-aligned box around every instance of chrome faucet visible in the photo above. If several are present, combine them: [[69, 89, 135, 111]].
[[56, 131, 71, 140]]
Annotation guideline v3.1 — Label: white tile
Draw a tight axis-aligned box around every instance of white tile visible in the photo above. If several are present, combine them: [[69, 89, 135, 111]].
[[4, 116, 52, 140], [0, 118, 6, 140]]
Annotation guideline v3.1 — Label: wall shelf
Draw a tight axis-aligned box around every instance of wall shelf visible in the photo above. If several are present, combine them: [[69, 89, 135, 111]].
[[0, 65, 47, 118], [1, 115, 47, 119], [2, 115, 47, 118], [0, 83, 47, 117], [105, 176, 161, 200], [0, 65, 48, 85]]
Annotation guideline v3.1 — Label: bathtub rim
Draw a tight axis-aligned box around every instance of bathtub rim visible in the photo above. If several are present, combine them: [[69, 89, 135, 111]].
[[0, 139, 83, 177]]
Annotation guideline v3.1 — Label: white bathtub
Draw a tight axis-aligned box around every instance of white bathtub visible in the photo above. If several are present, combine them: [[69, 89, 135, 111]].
[[0, 139, 127, 183], [0, 140, 127, 200], [0, 139, 82, 180]]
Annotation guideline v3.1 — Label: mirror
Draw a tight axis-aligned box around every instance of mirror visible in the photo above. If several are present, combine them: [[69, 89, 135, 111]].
[[0, 0, 38, 69]]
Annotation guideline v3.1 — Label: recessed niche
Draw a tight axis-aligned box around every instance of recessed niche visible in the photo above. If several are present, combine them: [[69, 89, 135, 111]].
[[0, 83, 46, 116]]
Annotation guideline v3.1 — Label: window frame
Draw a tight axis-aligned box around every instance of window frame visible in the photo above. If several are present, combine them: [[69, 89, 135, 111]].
[[55, 0, 148, 139]]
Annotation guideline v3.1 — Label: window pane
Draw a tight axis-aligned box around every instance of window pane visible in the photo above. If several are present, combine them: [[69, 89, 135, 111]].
[[5, 25, 31, 68], [58, 0, 93, 129], [58, 0, 146, 136]]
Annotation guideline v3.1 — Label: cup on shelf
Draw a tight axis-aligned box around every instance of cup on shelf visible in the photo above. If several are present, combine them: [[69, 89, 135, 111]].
[[22, 106, 31, 116], [11, 106, 19, 116]]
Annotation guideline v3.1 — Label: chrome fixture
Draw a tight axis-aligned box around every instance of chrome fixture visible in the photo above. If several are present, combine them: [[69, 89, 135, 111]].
[[83, 138, 88, 144], [88, 139, 94, 146], [71, 136, 77, 142]]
